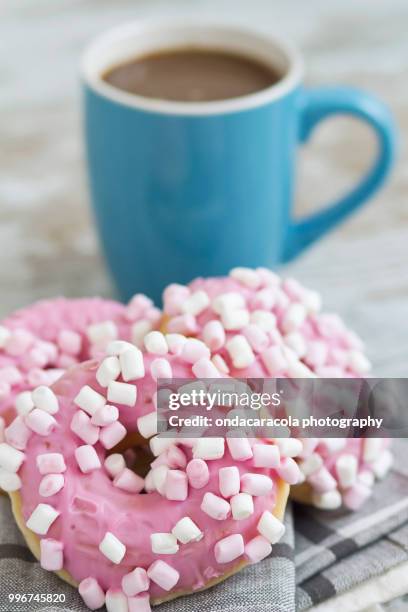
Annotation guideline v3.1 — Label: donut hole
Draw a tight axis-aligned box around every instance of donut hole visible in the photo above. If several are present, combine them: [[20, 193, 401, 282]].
[[109, 432, 155, 483]]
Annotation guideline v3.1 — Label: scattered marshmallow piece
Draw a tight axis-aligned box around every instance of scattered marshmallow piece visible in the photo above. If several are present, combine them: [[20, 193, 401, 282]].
[[5, 416, 31, 450], [104, 453, 125, 478], [105, 589, 127, 612], [39, 538, 63, 572], [165, 333, 187, 355], [242, 324, 269, 353], [312, 489, 342, 510], [363, 438, 383, 463], [96, 356, 121, 387], [275, 438, 303, 458], [186, 459, 209, 489], [128, 593, 151, 612], [181, 338, 210, 364], [26, 503, 59, 535], [36, 453, 66, 475], [0, 326, 11, 348], [250, 310, 277, 332], [0, 469, 21, 492], [132, 320, 154, 348], [214, 533, 244, 563], [32, 386, 59, 415], [75, 445, 101, 473], [212, 292, 245, 315], [225, 335, 255, 368], [212, 354, 230, 374], [151, 533, 179, 555], [372, 449, 393, 479], [230, 267, 261, 289], [165, 469, 188, 501], [5, 329, 34, 356], [219, 466, 240, 498], [201, 492, 231, 520], [113, 468, 144, 493], [144, 331, 168, 355], [192, 357, 221, 379], [230, 492, 254, 520], [347, 350, 371, 374], [57, 330, 81, 355], [91, 404, 119, 427], [107, 380, 137, 407], [241, 473, 273, 496], [261, 346, 287, 375], [245, 535, 272, 563], [202, 320, 225, 351], [147, 560, 179, 591], [122, 567, 149, 597], [0, 443, 25, 472], [25, 409, 56, 436], [281, 303, 307, 332], [336, 454, 358, 488], [193, 438, 224, 460], [342, 482, 371, 510], [182, 290, 210, 316], [257, 511, 285, 543], [308, 467, 337, 494], [171, 517, 203, 544], [99, 532, 126, 564], [150, 436, 175, 457], [120, 347, 145, 381], [299, 453, 323, 477], [74, 386, 106, 416], [253, 444, 280, 469], [15, 391, 34, 416], [70, 410, 100, 445], [39, 473, 65, 497], [78, 577, 105, 611], [226, 437, 253, 461], [137, 411, 157, 439], [277, 457, 302, 484], [87, 321, 117, 349], [150, 358, 172, 381], [100, 421, 127, 450], [221, 309, 250, 331], [151, 465, 169, 495]]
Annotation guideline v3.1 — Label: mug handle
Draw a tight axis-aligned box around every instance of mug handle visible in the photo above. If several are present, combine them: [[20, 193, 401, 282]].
[[284, 86, 396, 260]]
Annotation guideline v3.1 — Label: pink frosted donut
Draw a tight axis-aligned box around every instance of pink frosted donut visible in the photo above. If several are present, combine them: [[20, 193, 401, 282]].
[[0, 295, 160, 427], [161, 268, 392, 510], [6, 337, 291, 610]]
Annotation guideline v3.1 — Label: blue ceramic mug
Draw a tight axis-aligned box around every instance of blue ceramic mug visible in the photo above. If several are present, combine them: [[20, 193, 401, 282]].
[[82, 21, 395, 303]]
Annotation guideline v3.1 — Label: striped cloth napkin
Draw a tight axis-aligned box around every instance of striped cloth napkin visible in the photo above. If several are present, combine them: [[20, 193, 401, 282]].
[[0, 439, 407, 612]]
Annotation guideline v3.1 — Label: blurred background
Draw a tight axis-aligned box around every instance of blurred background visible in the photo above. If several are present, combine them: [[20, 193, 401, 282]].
[[1, 0, 407, 374]]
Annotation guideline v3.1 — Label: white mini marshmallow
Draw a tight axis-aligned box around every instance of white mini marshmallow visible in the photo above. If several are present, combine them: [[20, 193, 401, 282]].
[[151, 465, 169, 495], [151, 533, 179, 555], [106, 340, 135, 356], [230, 493, 254, 520], [282, 303, 307, 332], [132, 320, 153, 348], [312, 489, 342, 510], [0, 469, 21, 491], [221, 309, 250, 331], [74, 386, 106, 416], [26, 503, 59, 535], [225, 335, 255, 369], [275, 438, 303, 458], [336, 454, 358, 488], [120, 347, 145, 381], [165, 333, 187, 355], [250, 310, 277, 332], [96, 357, 121, 387], [201, 492, 231, 520], [257, 511, 285, 544], [363, 438, 383, 463], [299, 453, 323, 477], [193, 438, 225, 460], [105, 589, 127, 612], [150, 436, 175, 457], [347, 350, 371, 374], [372, 449, 393, 479], [144, 331, 168, 355], [137, 412, 157, 439], [107, 380, 137, 407], [181, 290, 210, 316], [212, 292, 245, 314], [32, 386, 59, 415], [171, 517, 203, 544], [0, 326, 11, 348], [87, 321, 117, 349], [99, 532, 126, 564], [230, 267, 261, 289], [15, 391, 34, 416], [104, 453, 126, 478], [0, 443, 25, 472]]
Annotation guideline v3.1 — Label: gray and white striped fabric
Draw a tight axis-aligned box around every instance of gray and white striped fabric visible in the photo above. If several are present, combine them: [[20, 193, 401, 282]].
[[0, 439, 407, 612]]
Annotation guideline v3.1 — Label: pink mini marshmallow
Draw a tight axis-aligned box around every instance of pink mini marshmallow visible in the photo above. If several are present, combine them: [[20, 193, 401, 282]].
[[39, 473, 64, 497], [308, 466, 337, 494], [126, 293, 154, 320], [242, 324, 269, 353], [25, 409, 56, 436], [165, 469, 188, 501], [128, 594, 151, 612], [5, 329, 34, 356], [304, 341, 328, 368], [5, 416, 31, 450], [113, 468, 144, 493], [226, 437, 253, 461], [202, 320, 225, 351], [36, 453, 66, 475], [27, 368, 53, 387], [57, 329, 82, 355], [186, 459, 209, 489], [0, 382, 10, 401], [163, 284, 190, 315], [122, 567, 150, 597], [277, 457, 301, 484], [0, 366, 23, 386], [343, 481, 372, 511], [150, 358, 173, 381], [147, 560, 180, 591], [99, 421, 127, 450], [91, 404, 119, 427], [21, 348, 49, 371], [253, 444, 280, 469], [75, 445, 101, 473], [201, 492, 231, 520], [261, 346, 287, 375], [165, 333, 187, 355], [241, 473, 273, 496], [245, 535, 272, 563], [249, 288, 276, 310], [104, 453, 126, 478], [192, 357, 221, 378], [166, 445, 187, 469], [181, 338, 210, 364], [40, 538, 63, 571], [218, 466, 240, 498], [70, 410, 100, 445], [78, 577, 105, 610], [214, 533, 244, 564], [166, 314, 197, 335]]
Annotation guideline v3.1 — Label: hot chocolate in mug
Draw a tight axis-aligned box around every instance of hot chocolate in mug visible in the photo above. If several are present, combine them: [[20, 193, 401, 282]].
[[82, 20, 395, 302]]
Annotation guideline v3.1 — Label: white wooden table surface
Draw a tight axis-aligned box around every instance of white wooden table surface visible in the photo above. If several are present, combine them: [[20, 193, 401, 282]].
[[1, 0, 407, 379]]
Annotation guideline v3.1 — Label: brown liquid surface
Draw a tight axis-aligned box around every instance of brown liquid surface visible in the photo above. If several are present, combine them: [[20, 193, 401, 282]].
[[103, 48, 282, 102]]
